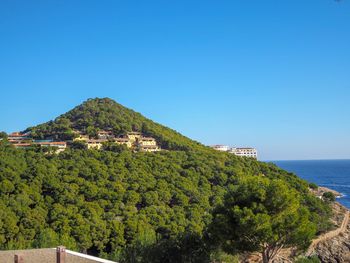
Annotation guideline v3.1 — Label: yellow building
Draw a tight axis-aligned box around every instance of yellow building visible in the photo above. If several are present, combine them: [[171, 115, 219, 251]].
[[126, 132, 142, 143], [138, 137, 157, 147], [36, 142, 67, 154], [98, 130, 114, 139], [73, 134, 89, 141], [114, 138, 132, 148], [140, 145, 160, 152], [87, 139, 105, 150]]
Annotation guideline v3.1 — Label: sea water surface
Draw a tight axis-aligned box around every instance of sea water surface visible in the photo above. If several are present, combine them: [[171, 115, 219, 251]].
[[273, 159, 350, 209]]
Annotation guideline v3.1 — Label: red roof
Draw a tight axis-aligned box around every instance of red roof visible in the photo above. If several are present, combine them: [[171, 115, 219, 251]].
[[9, 132, 23, 136]]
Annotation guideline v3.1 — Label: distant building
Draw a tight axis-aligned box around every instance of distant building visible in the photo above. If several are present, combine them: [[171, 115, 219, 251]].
[[138, 137, 157, 147], [73, 134, 90, 141], [33, 139, 54, 143], [12, 143, 32, 149], [37, 142, 67, 153], [12, 141, 67, 153], [97, 130, 114, 140], [211, 145, 230, 152], [8, 129, 161, 153], [8, 132, 31, 142], [211, 144, 258, 159], [87, 139, 106, 150], [229, 147, 258, 159], [114, 138, 132, 148], [140, 145, 160, 152], [126, 132, 142, 143]]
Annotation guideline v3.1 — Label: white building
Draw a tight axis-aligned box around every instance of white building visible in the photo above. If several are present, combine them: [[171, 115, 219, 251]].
[[211, 145, 230, 152], [229, 147, 258, 159]]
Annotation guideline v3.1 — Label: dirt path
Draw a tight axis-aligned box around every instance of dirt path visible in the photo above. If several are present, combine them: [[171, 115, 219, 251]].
[[306, 210, 350, 256]]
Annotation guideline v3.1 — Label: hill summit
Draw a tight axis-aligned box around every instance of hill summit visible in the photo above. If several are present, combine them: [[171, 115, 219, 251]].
[[27, 98, 203, 151]]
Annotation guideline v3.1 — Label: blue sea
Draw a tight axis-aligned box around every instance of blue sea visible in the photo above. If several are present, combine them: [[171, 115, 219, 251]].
[[273, 160, 350, 209]]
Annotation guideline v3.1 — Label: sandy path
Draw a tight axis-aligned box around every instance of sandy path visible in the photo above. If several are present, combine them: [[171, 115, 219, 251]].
[[306, 210, 350, 255]]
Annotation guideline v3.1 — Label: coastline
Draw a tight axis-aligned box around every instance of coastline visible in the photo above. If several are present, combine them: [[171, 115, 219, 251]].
[[316, 186, 343, 198], [273, 159, 350, 210]]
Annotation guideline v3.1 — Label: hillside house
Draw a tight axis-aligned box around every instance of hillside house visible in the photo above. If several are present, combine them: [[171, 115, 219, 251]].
[[8, 132, 31, 142], [12, 143, 32, 149], [229, 147, 258, 159], [74, 134, 90, 141], [87, 139, 106, 150], [37, 142, 67, 153], [138, 137, 158, 148], [97, 130, 114, 140], [126, 132, 142, 143], [140, 145, 160, 152], [33, 139, 54, 143], [114, 138, 132, 148]]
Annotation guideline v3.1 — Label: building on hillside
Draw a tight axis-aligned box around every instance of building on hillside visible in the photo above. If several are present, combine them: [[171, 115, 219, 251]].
[[33, 139, 54, 143], [12, 143, 32, 149], [126, 132, 142, 143], [140, 145, 160, 152], [138, 137, 157, 147], [87, 139, 106, 150], [74, 134, 90, 141], [12, 141, 67, 153], [138, 137, 160, 152], [229, 147, 258, 159], [37, 142, 67, 153], [8, 132, 31, 142], [211, 145, 230, 152], [114, 138, 132, 148], [8, 138, 33, 144], [97, 130, 114, 140]]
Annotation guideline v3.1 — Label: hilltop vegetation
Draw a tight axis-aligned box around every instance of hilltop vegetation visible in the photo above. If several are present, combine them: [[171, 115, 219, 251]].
[[0, 98, 332, 262], [27, 98, 204, 151]]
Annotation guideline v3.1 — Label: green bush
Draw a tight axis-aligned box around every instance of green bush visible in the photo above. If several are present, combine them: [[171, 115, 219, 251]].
[[323, 191, 336, 202], [309, 183, 318, 190]]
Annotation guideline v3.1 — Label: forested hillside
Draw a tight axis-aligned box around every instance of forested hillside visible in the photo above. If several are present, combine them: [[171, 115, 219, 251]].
[[0, 98, 332, 262], [27, 98, 204, 151]]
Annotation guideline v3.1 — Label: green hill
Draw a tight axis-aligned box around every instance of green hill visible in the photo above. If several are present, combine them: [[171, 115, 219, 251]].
[[0, 98, 332, 262], [27, 98, 205, 151]]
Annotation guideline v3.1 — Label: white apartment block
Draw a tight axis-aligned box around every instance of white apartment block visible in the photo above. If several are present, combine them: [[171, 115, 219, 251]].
[[211, 145, 258, 159], [229, 147, 258, 159]]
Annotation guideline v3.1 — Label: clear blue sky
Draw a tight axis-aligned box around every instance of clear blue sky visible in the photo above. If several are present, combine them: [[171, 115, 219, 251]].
[[1, 0, 349, 160]]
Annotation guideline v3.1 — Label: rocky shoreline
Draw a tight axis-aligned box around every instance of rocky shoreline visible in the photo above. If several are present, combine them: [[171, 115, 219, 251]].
[[318, 186, 343, 198], [242, 186, 350, 263], [311, 202, 350, 263], [311, 186, 343, 199], [306, 185, 350, 262]]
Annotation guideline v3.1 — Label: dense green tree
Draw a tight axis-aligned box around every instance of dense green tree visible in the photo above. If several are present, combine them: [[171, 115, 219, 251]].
[[0, 131, 8, 140], [70, 141, 88, 150], [33, 228, 60, 248], [209, 176, 317, 263], [323, 191, 336, 202]]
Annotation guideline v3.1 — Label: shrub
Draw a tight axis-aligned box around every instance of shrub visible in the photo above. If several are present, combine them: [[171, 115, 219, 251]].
[[323, 191, 336, 202]]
